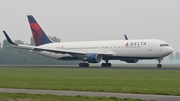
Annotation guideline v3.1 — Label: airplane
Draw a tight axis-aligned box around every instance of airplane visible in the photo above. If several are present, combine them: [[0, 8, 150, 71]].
[[3, 15, 173, 68]]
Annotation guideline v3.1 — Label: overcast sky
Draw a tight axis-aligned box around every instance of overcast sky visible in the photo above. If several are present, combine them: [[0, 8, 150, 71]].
[[0, 0, 180, 52]]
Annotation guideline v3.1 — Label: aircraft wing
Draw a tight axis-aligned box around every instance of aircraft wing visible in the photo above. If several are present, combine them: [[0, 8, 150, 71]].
[[33, 47, 113, 56], [3, 31, 113, 56]]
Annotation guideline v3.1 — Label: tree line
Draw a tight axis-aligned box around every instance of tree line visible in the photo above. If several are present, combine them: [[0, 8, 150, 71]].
[[0, 36, 79, 65], [169, 51, 180, 63]]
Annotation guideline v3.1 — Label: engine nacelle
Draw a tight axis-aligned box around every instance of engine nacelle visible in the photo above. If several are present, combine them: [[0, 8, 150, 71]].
[[122, 59, 139, 63], [86, 53, 102, 63]]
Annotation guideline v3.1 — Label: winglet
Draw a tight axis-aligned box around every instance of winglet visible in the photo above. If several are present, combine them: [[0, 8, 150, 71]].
[[124, 35, 128, 40], [3, 31, 18, 45]]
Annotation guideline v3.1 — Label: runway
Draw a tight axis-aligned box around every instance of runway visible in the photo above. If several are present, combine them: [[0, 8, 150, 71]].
[[1, 65, 180, 70], [0, 88, 180, 101]]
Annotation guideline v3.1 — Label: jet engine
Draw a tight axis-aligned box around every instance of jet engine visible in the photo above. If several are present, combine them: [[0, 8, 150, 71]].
[[86, 53, 102, 63]]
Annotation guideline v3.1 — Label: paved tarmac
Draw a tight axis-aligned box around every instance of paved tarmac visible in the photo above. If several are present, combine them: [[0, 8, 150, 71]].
[[0, 88, 180, 101], [0, 65, 180, 71]]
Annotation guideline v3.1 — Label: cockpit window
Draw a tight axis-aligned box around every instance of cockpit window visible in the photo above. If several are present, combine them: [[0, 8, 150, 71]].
[[160, 44, 169, 47], [164, 44, 169, 46]]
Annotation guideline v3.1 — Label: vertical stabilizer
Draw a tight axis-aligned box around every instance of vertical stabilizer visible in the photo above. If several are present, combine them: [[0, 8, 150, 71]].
[[27, 15, 53, 46], [124, 35, 128, 40]]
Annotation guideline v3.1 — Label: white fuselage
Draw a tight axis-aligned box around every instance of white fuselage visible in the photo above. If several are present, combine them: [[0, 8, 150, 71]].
[[32, 39, 173, 61]]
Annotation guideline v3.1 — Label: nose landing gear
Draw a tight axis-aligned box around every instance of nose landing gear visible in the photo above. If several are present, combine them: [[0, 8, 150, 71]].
[[157, 64, 162, 68], [157, 58, 162, 68]]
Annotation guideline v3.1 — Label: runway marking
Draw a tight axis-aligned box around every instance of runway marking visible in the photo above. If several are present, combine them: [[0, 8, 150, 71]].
[[0, 88, 180, 101]]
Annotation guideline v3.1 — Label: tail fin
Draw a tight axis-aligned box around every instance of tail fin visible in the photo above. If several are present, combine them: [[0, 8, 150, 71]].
[[27, 15, 53, 46]]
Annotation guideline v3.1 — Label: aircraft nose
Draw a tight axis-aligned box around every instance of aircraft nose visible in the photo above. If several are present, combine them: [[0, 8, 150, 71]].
[[167, 47, 173, 54]]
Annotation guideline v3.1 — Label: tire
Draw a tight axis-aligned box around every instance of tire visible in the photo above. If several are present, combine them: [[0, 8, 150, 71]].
[[157, 64, 162, 68], [108, 63, 112, 67], [101, 63, 105, 67]]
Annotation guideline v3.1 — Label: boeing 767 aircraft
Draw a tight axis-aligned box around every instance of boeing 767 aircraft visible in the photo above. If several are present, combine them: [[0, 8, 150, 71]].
[[3, 15, 173, 68]]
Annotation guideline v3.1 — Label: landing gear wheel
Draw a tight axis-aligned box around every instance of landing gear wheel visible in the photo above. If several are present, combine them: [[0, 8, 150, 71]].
[[79, 63, 82, 67], [101, 63, 112, 67], [157, 58, 162, 68], [107, 63, 111, 67], [86, 63, 89, 67], [157, 64, 162, 68], [79, 63, 89, 67], [101, 63, 105, 67]]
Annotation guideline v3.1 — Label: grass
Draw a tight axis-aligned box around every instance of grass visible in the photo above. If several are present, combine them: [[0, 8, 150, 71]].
[[0, 92, 151, 101], [0, 67, 180, 95]]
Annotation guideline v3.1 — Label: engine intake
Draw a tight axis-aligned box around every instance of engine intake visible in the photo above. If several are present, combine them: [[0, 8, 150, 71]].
[[86, 53, 102, 63]]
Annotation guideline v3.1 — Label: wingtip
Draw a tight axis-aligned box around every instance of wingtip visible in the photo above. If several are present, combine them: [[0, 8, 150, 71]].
[[3, 31, 17, 45]]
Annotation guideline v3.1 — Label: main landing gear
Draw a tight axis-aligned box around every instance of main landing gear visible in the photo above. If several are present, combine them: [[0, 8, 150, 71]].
[[101, 60, 112, 67], [78, 60, 112, 67], [79, 62, 89, 67], [157, 59, 162, 68]]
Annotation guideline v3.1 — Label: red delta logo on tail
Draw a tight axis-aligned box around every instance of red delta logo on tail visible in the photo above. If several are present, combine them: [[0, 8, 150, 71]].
[[27, 15, 53, 46], [30, 23, 43, 46]]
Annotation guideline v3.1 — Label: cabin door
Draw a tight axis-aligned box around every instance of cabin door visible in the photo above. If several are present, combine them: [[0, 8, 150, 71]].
[[148, 43, 152, 51]]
